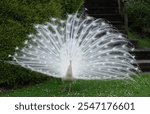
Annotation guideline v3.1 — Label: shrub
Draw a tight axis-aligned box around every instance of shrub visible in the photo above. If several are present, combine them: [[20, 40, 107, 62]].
[[60, 0, 84, 16], [0, 0, 84, 88], [127, 0, 150, 35]]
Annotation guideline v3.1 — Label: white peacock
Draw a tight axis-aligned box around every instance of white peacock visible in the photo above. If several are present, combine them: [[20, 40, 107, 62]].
[[9, 13, 140, 81]]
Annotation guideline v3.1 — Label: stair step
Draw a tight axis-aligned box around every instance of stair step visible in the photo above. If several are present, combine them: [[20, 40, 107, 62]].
[[85, 0, 118, 7], [114, 25, 124, 30], [85, 3, 118, 8], [111, 21, 123, 24], [87, 7, 119, 14], [137, 60, 150, 72], [89, 14, 123, 22], [85, 0, 150, 72], [131, 49, 150, 60], [111, 21, 124, 28], [85, 0, 123, 30], [85, 0, 117, 3]]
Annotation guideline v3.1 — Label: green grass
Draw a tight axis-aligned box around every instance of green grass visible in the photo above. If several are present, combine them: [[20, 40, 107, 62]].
[[0, 74, 150, 97], [0, 0, 150, 97], [128, 30, 150, 48], [138, 38, 150, 48]]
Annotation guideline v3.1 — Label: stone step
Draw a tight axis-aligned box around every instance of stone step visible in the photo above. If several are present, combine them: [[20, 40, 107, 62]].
[[87, 13, 124, 30], [87, 7, 119, 14], [85, 0, 123, 31], [85, 0, 150, 72], [85, 0, 118, 7], [137, 60, 150, 72], [111, 21, 124, 29], [89, 14, 123, 22], [85, 0, 117, 3], [132, 49, 150, 60], [85, 3, 118, 8], [130, 49, 150, 72]]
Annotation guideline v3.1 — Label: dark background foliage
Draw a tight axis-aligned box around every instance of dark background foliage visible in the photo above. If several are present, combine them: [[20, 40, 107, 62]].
[[127, 0, 150, 37], [0, 0, 84, 88]]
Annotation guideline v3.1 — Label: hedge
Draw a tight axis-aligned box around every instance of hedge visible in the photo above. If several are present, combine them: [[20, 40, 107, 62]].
[[0, 0, 84, 88]]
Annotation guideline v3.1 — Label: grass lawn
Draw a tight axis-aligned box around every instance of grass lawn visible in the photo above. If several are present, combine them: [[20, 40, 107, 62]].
[[128, 31, 150, 48], [0, 74, 150, 97]]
